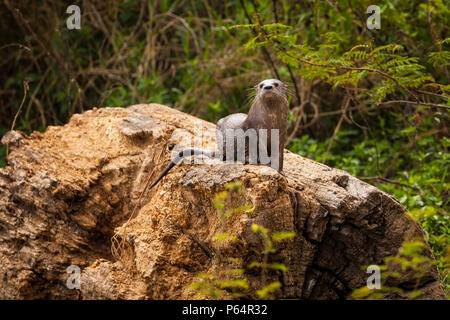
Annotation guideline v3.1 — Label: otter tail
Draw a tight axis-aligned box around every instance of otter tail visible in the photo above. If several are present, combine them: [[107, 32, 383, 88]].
[[148, 148, 217, 190]]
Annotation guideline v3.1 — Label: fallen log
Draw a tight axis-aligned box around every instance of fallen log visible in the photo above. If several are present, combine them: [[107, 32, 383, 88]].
[[0, 104, 445, 299]]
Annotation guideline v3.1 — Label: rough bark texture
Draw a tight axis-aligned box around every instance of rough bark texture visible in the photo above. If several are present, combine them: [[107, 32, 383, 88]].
[[0, 104, 445, 299]]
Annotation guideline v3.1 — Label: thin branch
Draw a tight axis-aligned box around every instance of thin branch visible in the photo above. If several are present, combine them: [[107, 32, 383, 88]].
[[358, 176, 421, 190], [7, 81, 29, 157], [415, 89, 449, 100], [286, 65, 301, 106], [376, 100, 450, 110], [323, 96, 350, 164], [0, 43, 31, 51], [285, 100, 319, 146]]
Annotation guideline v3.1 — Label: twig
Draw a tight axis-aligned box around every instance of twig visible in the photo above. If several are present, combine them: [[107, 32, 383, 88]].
[[7, 81, 29, 157], [0, 43, 31, 51], [111, 146, 165, 260], [415, 89, 449, 100], [323, 96, 350, 163], [376, 100, 450, 110], [358, 176, 421, 190], [285, 100, 319, 146]]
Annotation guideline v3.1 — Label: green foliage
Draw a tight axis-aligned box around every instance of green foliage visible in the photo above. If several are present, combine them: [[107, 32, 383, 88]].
[[214, 181, 253, 221], [289, 116, 449, 295], [256, 281, 282, 299], [236, 17, 449, 105], [249, 223, 295, 299], [190, 270, 249, 299], [351, 241, 436, 300], [190, 180, 295, 299], [191, 181, 252, 299]]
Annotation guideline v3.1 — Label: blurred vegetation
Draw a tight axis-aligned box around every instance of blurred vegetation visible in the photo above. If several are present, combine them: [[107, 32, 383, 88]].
[[190, 181, 295, 299], [0, 0, 448, 297], [351, 240, 438, 299]]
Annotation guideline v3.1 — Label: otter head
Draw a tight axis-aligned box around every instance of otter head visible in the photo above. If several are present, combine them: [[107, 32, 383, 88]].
[[255, 79, 288, 105]]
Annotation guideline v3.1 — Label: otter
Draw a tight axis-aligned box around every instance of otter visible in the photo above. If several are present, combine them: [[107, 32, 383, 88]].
[[148, 79, 289, 190]]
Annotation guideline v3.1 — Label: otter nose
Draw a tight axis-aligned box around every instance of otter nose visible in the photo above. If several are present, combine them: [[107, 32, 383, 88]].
[[264, 85, 273, 90]]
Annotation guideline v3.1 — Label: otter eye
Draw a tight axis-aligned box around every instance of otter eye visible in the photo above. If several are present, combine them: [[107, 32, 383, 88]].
[[259, 84, 263, 88], [273, 83, 279, 87]]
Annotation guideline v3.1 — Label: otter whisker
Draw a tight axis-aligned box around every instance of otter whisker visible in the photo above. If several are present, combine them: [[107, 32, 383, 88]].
[[244, 93, 257, 106], [285, 88, 295, 98]]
